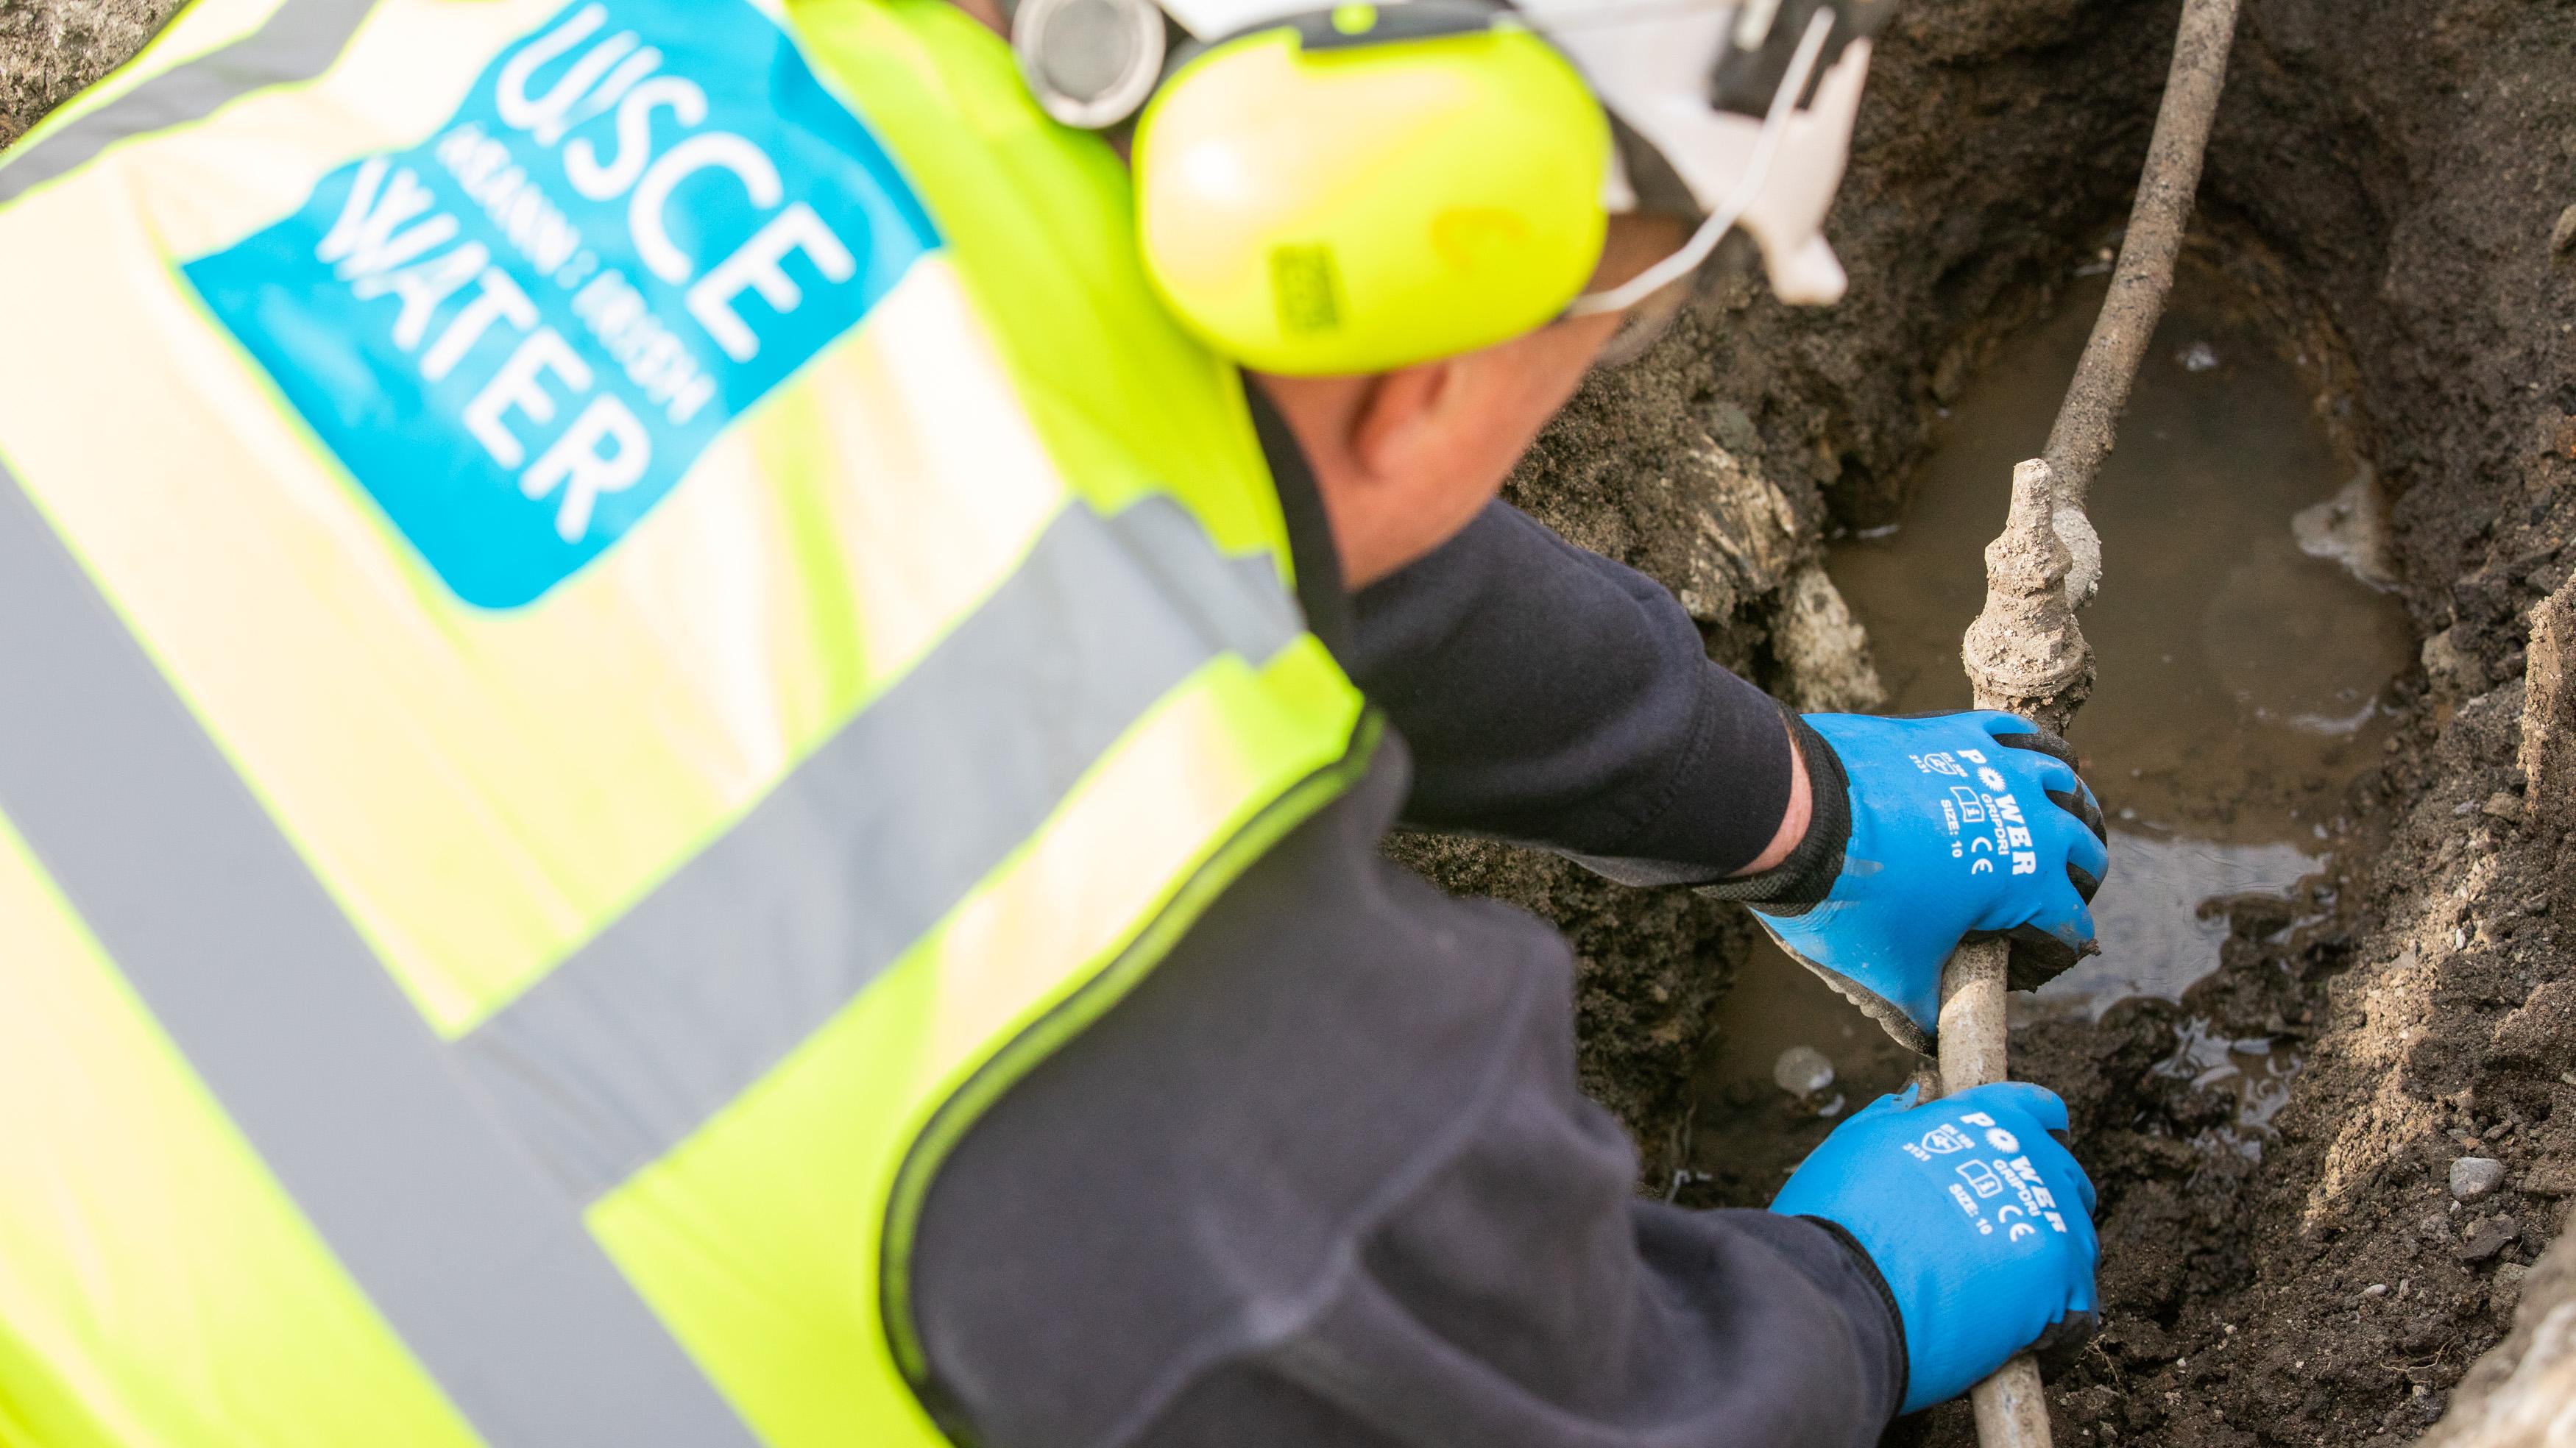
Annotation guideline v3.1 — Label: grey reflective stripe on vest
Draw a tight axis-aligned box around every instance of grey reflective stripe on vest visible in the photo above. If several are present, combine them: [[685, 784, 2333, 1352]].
[[0, 0, 380, 205], [0, 468, 765, 1448], [464, 496, 1299, 1200], [0, 463, 1302, 1439]]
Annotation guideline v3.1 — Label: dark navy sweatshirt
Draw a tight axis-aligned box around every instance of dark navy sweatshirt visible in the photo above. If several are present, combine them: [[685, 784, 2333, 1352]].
[[905, 409, 1907, 1447]]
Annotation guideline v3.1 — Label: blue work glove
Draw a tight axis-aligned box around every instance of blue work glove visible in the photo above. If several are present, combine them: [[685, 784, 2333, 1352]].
[[1708, 711, 2109, 1051], [1773, 1082, 2100, 1414]]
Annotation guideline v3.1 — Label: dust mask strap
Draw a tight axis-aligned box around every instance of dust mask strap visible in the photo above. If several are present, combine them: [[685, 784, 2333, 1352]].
[[1565, 6, 1832, 318]]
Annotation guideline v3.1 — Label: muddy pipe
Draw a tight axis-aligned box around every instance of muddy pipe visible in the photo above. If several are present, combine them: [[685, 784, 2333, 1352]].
[[1942, 460, 2086, 1448], [2039, 0, 2244, 611], [1933, 0, 2243, 1443]]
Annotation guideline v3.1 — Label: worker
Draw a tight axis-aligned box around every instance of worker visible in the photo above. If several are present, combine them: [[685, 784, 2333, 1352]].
[[0, 0, 2108, 1444]]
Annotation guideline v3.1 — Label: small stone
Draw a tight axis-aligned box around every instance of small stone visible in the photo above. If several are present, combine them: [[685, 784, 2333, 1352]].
[[2458, 1214, 2522, 1263], [2452, 1156, 2508, 1203], [2553, 202, 2576, 255], [1773, 1046, 1835, 1097], [2485, 791, 2525, 822], [2363, 1282, 2390, 1298]]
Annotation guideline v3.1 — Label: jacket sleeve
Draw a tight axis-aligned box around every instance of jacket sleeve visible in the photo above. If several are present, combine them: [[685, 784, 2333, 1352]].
[[1346, 500, 1796, 885], [902, 738, 1906, 1448]]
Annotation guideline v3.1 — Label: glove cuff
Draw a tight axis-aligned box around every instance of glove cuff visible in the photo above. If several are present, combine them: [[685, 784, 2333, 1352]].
[[1699, 709, 1848, 911]]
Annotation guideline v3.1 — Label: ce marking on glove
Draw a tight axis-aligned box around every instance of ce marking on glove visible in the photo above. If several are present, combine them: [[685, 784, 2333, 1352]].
[[1915, 748, 2041, 879], [1905, 1124, 1974, 1160], [1925, 1112, 2072, 1243]]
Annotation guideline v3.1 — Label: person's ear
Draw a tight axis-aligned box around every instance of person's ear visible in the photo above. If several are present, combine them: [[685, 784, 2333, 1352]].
[[1259, 330, 1604, 587], [1349, 360, 1465, 485], [1347, 329, 1604, 509]]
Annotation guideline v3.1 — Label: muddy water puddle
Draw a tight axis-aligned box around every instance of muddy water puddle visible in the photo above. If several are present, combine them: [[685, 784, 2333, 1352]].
[[1694, 265, 2412, 1186]]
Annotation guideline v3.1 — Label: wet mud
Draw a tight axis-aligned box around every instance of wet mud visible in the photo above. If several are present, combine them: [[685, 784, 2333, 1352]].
[[18, 0, 2576, 1443]]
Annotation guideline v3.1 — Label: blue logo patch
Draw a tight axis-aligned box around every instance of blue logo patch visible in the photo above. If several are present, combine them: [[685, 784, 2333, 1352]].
[[185, 0, 940, 608]]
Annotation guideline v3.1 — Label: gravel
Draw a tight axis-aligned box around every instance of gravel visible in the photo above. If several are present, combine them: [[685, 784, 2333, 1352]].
[[2452, 1156, 2509, 1204]]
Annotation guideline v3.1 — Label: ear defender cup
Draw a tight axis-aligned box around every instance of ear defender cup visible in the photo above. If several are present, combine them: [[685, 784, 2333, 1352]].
[[1131, 5, 1610, 375], [1014, 0, 1167, 128]]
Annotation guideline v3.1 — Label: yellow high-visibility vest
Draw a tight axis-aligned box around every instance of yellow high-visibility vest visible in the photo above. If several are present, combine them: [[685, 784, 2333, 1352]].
[[0, 1, 1373, 1444]]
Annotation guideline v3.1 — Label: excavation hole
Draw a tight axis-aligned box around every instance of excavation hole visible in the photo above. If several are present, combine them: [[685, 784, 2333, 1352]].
[[1690, 258, 2413, 1199]]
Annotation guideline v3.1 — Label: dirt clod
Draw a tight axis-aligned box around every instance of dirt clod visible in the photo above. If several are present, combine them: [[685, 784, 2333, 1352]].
[[2461, 1218, 2524, 1265]]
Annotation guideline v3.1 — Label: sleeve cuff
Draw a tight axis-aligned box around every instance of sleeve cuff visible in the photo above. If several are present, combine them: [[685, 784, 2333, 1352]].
[[1696, 709, 1849, 909]]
